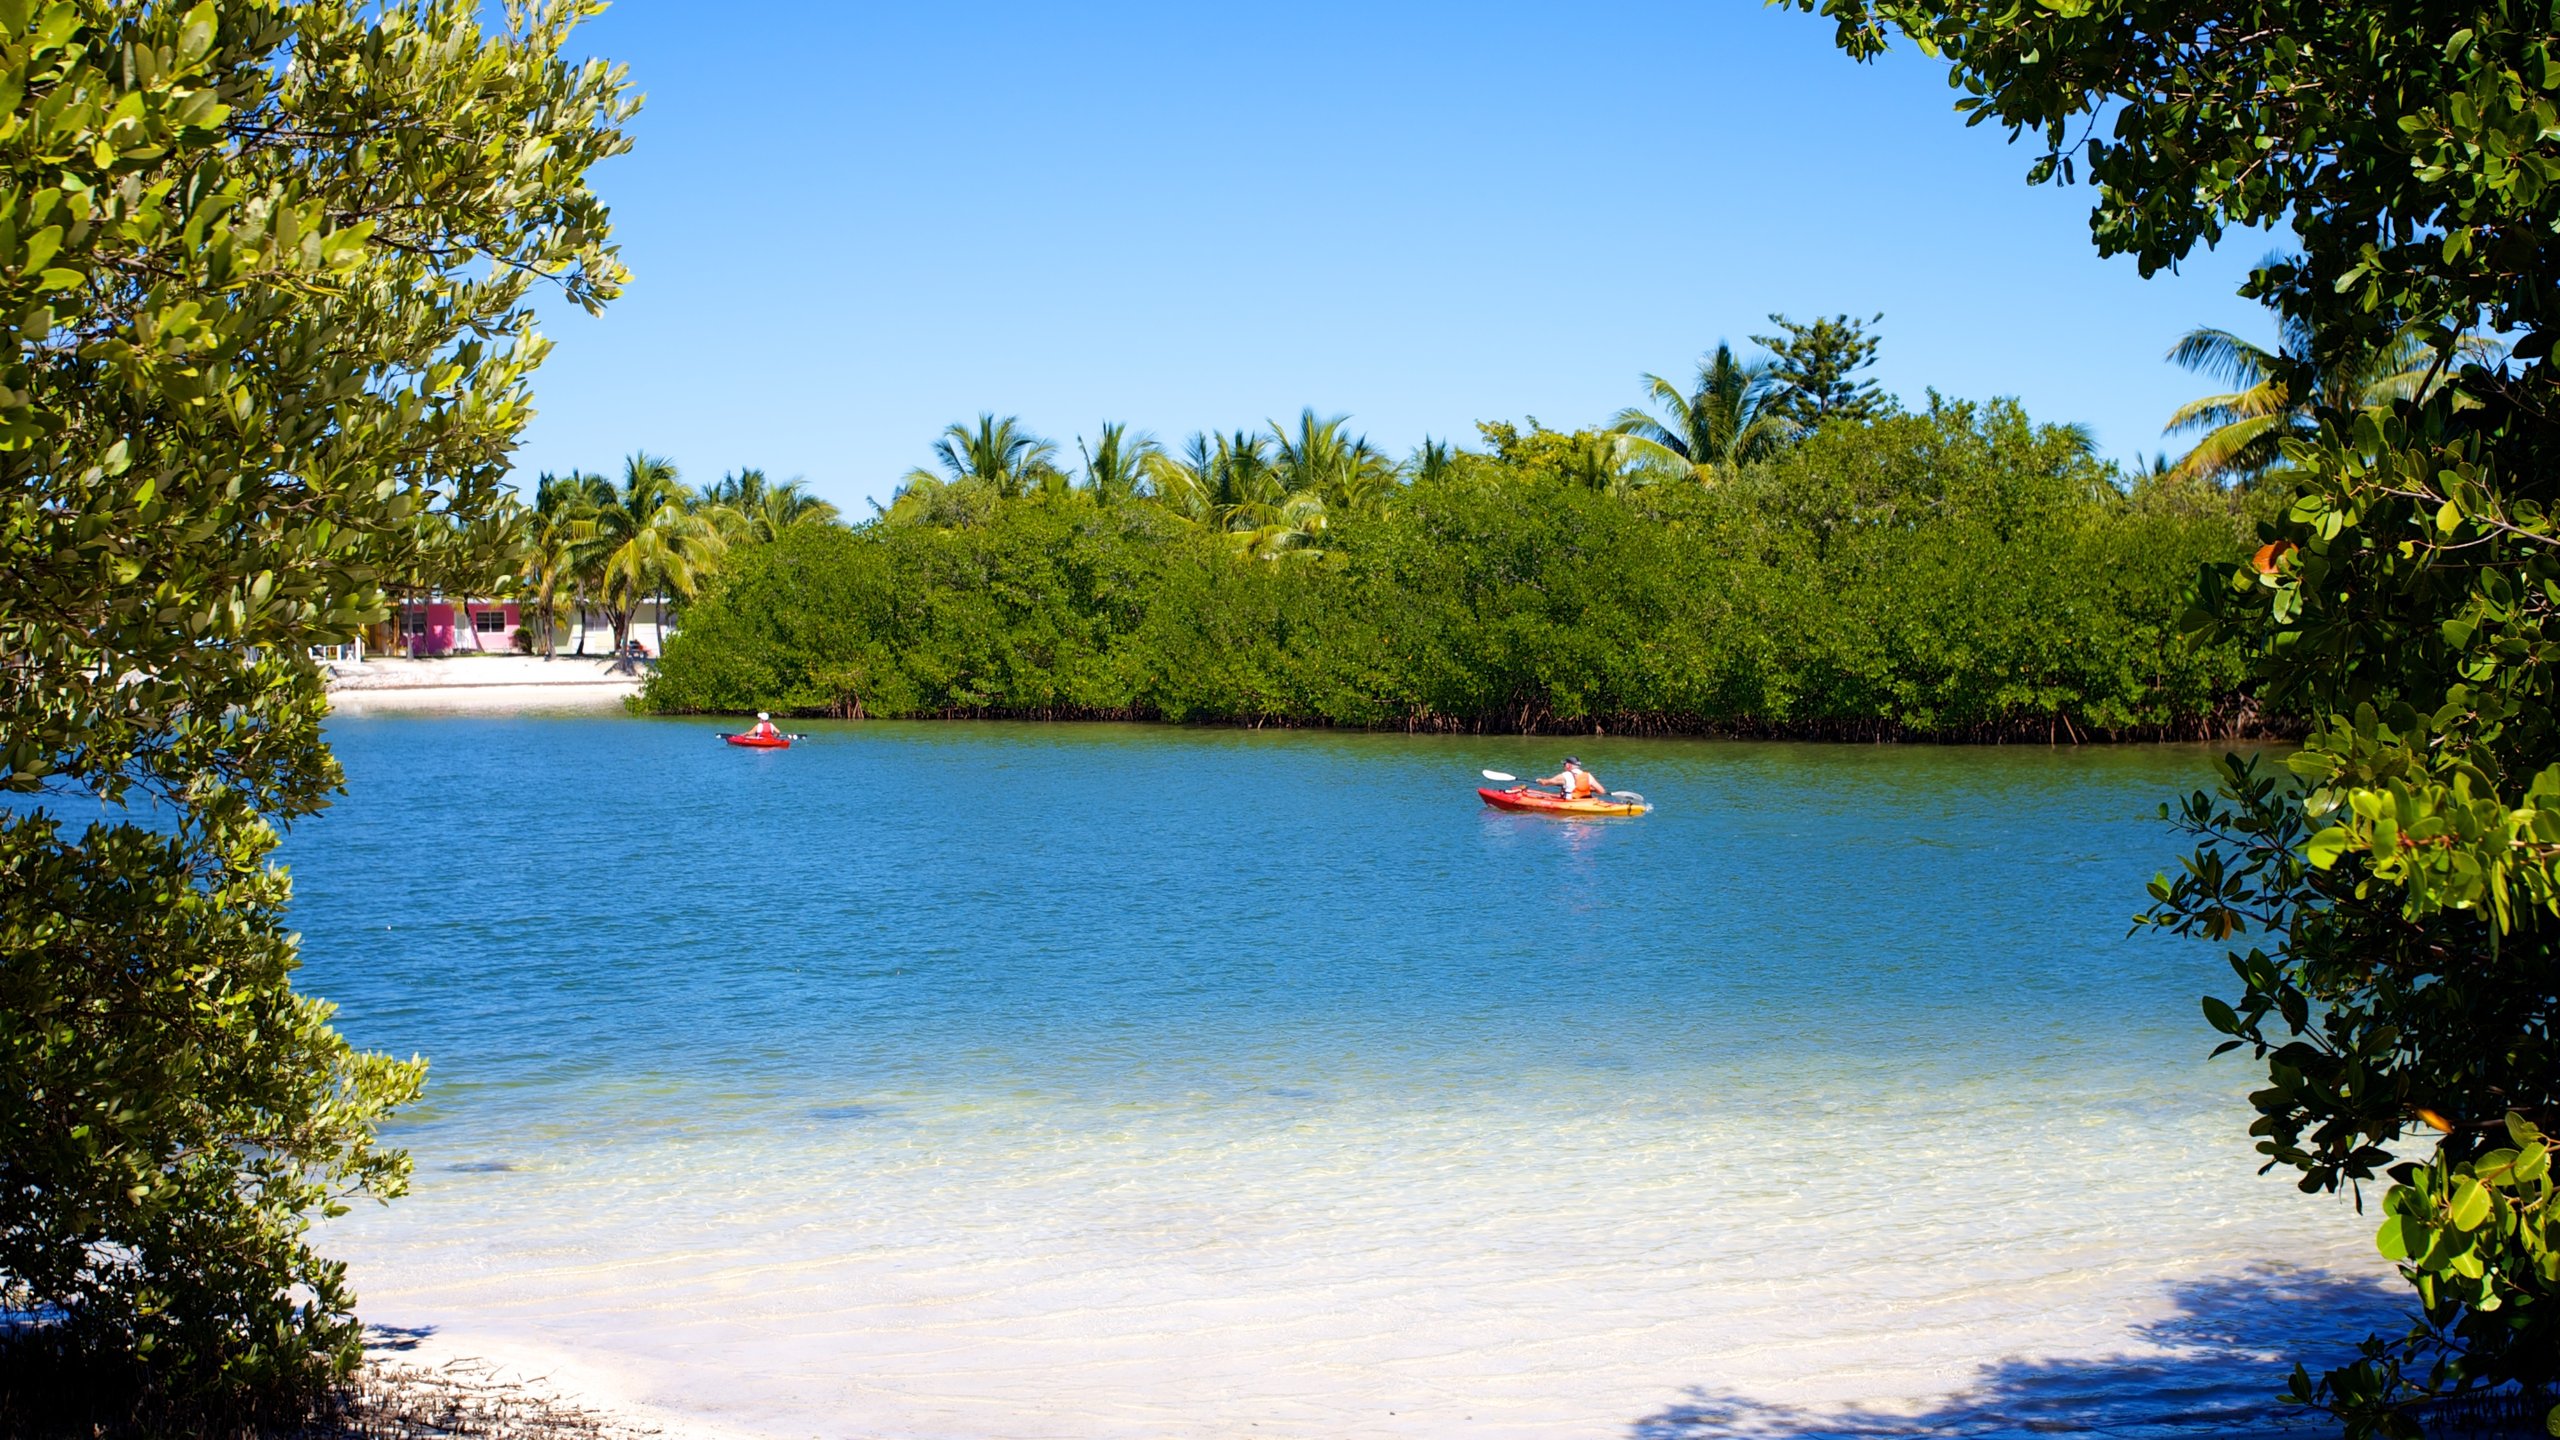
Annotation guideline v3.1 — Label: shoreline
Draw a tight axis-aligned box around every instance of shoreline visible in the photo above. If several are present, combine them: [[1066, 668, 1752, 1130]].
[[326, 656, 644, 713], [632, 704, 2295, 746], [351, 1327, 754, 1440]]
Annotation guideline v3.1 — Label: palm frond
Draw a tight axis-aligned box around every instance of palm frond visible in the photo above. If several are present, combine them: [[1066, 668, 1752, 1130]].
[[2166, 327, 2281, 390]]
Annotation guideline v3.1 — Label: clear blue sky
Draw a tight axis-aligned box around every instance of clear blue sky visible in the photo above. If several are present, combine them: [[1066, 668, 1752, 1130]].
[[514, 1, 2274, 513]]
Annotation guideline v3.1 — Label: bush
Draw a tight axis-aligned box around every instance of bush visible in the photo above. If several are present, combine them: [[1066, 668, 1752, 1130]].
[[0, 0, 631, 1420], [647, 398, 2260, 738]]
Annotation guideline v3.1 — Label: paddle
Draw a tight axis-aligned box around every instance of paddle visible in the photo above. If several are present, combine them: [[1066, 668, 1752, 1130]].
[[1481, 770, 1518, 782], [713, 730, 808, 741]]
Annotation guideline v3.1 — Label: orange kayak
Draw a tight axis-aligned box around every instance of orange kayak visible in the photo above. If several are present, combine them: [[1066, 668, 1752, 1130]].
[[1477, 786, 1648, 817]]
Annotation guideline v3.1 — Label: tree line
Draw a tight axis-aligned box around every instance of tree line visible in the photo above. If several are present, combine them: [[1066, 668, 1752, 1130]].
[[642, 328, 2273, 739]]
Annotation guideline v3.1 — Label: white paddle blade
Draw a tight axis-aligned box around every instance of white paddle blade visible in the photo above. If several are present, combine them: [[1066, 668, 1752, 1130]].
[[1481, 770, 1517, 783], [1609, 791, 1646, 804]]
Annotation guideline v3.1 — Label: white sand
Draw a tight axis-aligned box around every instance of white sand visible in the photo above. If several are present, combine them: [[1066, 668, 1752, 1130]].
[[334, 1075, 2402, 1440], [325, 655, 644, 712]]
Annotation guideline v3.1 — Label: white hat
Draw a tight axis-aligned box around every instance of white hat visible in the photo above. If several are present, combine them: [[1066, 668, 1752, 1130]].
[[757, 712, 770, 720]]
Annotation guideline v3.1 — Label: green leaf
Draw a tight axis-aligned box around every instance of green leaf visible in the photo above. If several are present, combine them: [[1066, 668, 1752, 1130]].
[[2306, 826, 2353, 869], [2378, 1215, 2415, 1260], [2451, 1177, 2493, 1231], [2202, 995, 2240, 1033]]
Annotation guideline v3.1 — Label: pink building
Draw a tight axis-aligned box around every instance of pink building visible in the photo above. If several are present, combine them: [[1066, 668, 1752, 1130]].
[[397, 598, 521, 656]]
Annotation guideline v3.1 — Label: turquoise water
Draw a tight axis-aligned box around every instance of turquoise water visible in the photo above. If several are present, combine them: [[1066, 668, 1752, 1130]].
[[292, 717, 2398, 1439]]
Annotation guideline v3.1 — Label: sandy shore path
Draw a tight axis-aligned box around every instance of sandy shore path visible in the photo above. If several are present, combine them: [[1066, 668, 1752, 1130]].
[[326, 655, 646, 713]]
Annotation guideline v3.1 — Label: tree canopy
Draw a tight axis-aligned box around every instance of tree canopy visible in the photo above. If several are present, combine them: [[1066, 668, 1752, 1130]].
[[0, 0, 630, 1422], [1787, 0, 2560, 1430]]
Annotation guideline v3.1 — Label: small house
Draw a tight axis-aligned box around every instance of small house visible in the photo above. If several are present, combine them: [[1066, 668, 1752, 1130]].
[[394, 598, 521, 655]]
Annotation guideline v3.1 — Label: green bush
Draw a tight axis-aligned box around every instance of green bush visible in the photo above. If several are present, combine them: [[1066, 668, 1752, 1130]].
[[0, 0, 631, 1424], [647, 398, 2259, 738]]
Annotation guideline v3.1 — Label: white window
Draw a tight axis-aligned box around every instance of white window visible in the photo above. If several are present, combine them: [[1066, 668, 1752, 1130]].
[[474, 610, 509, 633], [405, 612, 428, 635]]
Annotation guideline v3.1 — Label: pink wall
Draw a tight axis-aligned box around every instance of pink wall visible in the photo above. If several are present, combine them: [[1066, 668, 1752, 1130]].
[[400, 600, 519, 655]]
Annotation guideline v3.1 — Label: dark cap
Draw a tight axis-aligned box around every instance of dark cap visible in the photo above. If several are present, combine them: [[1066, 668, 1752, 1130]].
[[1564, 756, 1581, 765]]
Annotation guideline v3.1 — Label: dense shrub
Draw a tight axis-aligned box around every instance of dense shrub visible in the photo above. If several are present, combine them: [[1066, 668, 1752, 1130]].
[[646, 399, 2264, 739]]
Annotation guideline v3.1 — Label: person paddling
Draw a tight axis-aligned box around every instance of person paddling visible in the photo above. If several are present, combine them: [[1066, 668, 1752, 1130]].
[[745, 711, 782, 741], [1535, 756, 1602, 801]]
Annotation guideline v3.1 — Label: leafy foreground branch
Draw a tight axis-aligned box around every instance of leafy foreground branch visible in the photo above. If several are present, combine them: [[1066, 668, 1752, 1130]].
[[0, 0, 629, 1425], [1786, 0, 2560, 1431]]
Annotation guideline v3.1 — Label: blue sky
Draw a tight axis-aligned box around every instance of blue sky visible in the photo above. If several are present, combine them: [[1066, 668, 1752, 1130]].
[[514, 1, 2274, 512]]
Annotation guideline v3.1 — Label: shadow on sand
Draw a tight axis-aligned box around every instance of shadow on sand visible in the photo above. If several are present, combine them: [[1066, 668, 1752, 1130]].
[[1631, 1266, 2434, 1440]]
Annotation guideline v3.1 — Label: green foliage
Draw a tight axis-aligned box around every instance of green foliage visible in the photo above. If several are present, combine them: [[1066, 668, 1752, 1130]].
[[2163, 316, 2493, 486], [1076, 422, 1160, 506], [900, 412, 1066, 502], [1609, 343, 1800, 483], [0, 0, 629, 1419], [1473, 418, 1649, 495], [1789, 0, 2560, 1430], [647, 398, 2254, 738], [570, 452, 723, 652], [1753, 312, 1889, 426], [701, 467, 840, 544]]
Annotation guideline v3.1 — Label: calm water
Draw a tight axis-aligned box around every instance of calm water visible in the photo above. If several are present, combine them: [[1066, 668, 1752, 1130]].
[[291, 716, 2399, 1439]]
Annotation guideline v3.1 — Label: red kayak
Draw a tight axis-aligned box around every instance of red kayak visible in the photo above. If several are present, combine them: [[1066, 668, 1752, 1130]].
[[723, 732, 791, 750], [1477, 786, 1648, 817]]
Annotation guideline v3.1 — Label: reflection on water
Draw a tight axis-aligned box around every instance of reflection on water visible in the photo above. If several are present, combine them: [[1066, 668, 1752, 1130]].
[[290, 718, 2385, 1439]]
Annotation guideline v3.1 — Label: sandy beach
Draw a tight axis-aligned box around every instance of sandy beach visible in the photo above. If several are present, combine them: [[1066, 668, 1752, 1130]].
[[325, 655, 647, 713]]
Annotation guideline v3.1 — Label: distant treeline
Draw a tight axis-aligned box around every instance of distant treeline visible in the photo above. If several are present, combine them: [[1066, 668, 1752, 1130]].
[[641, 396, 2275, 741]]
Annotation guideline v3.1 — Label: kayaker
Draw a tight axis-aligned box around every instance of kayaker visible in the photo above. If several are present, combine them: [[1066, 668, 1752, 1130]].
[[1536, 757, 1603, 800], [745, 711, 782, 741]]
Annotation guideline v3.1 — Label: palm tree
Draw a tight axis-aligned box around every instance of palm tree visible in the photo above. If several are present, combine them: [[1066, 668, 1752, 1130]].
[[1141, 430, 1335, 557], [521, 471, 608, 656], [1610, 343, 1799, 483], [1269, 409, 1398, 516], [1077, 422, 1161, 506], [532, 470, 615, 654], [575, 453, 723, 655], [1411, 436, 1458, 486], [902, 414, 1063, 500], [1145, 431, 1275, 529], [2163, 316, 2495, 485], [701, 467, 840, 542]]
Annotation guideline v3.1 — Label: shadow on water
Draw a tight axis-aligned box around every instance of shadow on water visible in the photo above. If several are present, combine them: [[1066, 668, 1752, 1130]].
[[1633, 1267, 2421, 1440]]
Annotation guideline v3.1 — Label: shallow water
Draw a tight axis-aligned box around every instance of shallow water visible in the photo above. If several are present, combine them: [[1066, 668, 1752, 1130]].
[[293, 717, 2398, 1439]]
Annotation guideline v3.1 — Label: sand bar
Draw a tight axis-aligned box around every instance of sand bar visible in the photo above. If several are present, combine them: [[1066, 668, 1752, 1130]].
[[325, 655, 646, 713]]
